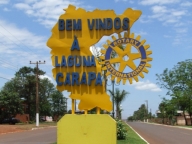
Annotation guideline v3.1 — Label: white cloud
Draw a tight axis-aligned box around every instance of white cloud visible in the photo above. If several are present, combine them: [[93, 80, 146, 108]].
[[174, 22, 185, 27], [163, 35, 172, 38], [0, 20, 46, 52], [181, 1, 192, 7], [131, 80, 161, 92], [139, 0, 180, 5], [173, 38, 181, 45], [40, 74, 54, 82], [149, 5, 187, 25], [171, 11, 186, 16], [14, 0, 89, 28], [0, 0, 9, 5], [24, 0, 37, 4], [176, 28, 188, 33], [3, 7, 10, 11], [139, 15, 151, 23], [14, 3, 31, 10], [151, 5, 167, 13], [135, 31, 148, 36], [172, 35, 185, 45], [115, 0, 132, 2], [0, 19, 51, 70]]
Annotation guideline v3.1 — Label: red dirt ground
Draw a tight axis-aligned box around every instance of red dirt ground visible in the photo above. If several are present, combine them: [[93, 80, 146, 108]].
[[0, 123, 57, 134], [0, 125, 25, 134]]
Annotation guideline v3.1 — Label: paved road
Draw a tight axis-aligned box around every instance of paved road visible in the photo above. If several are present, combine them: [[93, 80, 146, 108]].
[[127, 122, 192, 144], [0, 127, 56, 144]]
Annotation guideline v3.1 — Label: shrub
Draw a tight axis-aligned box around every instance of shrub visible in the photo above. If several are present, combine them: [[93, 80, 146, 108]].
[[116, 119, 128, 140], [28, 121, 34, 124]]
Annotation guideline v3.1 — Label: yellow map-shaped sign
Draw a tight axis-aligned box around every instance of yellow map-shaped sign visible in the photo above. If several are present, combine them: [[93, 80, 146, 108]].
[[47, 5, 142, 111]]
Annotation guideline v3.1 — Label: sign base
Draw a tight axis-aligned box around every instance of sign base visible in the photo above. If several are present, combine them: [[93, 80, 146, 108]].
[[57, 114, 116, 144]]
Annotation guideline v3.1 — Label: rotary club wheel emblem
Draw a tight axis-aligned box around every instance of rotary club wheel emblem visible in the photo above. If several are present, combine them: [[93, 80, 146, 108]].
[[99, 32, 153, 84]]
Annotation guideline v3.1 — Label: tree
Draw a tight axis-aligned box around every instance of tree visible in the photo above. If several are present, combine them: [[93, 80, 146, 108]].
[[0, 66, 69, 122], [51, 90, 67, 117], [0, 78, 24, 121], [130, 104, 147, 121], [158, 101, 166, 124], [15, 66, 45, 120], [108, 88, 129, 119], [39, 78, 55, 118], [127, 116, 134, 121], [158, 98, 177, 125], [156, 59, 192, 125]]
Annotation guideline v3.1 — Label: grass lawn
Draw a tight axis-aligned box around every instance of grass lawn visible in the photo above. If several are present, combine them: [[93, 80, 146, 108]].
[[117, 123, 147, 144], [15, 121, 57, 130], [177, 125, 192, 128]]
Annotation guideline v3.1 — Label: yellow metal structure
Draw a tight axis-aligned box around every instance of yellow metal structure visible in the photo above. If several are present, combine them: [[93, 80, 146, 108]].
[[99, 33, 152, 84], [58, 114, 116, 144], [46, 4, 142, 111], [46, 4, 147, 144]]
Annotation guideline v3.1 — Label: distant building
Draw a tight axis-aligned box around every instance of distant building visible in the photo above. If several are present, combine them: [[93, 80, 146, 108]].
[[156, 110, 191, 125]]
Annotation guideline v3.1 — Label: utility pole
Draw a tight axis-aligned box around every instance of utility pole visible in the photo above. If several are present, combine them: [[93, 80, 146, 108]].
[[30, 60, 45, 127], [75, 100, 76, 113]]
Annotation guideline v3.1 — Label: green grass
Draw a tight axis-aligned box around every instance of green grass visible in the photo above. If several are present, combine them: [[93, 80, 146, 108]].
[[13, 121, 57, 130], [117, 123, 147, 144], [53, 122, 147, 144], [177, 125, 192, 128]]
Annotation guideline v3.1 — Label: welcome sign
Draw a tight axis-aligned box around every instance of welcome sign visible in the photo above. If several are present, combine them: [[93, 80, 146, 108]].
[[47, 5, 143, 112], [46, 5, 152, 144]]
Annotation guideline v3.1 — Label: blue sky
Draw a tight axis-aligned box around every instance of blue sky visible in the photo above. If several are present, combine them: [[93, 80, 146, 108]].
[[0, 0, 192, 119]]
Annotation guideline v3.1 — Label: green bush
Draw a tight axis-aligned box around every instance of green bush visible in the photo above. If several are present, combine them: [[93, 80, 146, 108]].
[[28, 121, 34, 124], [116, 119, 128, 140]]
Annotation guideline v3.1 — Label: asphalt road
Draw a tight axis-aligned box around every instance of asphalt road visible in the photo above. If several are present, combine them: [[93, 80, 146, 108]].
[[0, 127, 56, 144], [127, 122, 192, 144]]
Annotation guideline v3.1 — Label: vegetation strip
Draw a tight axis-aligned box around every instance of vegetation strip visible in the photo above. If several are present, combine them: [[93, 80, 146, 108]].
[[145, 122, 192, 130], [126, 123, 149, 144]]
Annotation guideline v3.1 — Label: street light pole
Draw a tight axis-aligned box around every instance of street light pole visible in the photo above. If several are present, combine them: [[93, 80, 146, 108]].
[[145, 100, 148, 122], [150, 108, 152, 120], [112, 80, 115, 118]]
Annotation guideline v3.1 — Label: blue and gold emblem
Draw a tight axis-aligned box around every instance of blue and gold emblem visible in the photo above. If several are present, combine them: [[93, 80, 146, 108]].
[[99, 32, 152, 84]]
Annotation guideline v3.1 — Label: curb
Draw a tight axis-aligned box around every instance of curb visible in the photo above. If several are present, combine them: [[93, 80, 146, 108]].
[[126, 122, 150, 144], [31, 126, 57, 130], [143, 122, 192, 130], [0, 126, 57, 135]]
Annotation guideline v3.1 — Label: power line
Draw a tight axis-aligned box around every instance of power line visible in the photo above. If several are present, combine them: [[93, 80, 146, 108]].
[[0, 63, 17, 71], [0, 41, 20, 69], [0, 32, 31, 54], [0, 41, 33, 72], [0, 76, 10, 80], [0, 60, 17, 69], [0, 23, 36, 54]]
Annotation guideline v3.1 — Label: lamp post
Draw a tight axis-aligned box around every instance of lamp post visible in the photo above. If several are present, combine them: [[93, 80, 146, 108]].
[[145, 100, 148, 122], [112, 80, 115, 118], [62, 97, 68, 114]]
